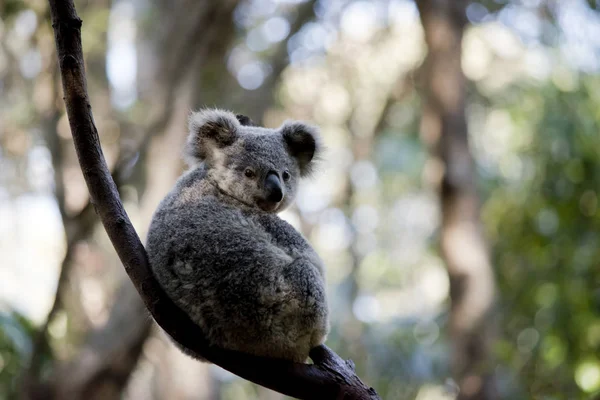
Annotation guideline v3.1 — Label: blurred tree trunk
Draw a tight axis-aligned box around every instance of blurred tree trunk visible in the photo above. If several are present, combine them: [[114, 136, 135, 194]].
[[415, 1, 497, 400], [23, 2, 240, 400], [50, 280, 151, 400]]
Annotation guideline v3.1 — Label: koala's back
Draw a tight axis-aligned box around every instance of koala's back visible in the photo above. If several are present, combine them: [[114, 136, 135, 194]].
[[146, 167, 328, 362]]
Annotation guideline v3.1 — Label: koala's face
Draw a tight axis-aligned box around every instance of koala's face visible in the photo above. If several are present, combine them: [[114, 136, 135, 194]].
[[185, 110, 321, 213], [212, 132, 300, 212]]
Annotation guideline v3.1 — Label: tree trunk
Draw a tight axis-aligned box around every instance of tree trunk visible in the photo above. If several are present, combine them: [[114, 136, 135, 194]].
[[52, 281, 151, 400], [415, 2, 497, 399]]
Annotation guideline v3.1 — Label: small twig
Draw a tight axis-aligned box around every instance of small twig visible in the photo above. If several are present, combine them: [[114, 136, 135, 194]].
[[47, 1, 380, 399]]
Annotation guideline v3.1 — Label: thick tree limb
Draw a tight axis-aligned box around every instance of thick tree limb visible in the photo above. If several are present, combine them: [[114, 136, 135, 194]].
[[47, 1, 380, 399]]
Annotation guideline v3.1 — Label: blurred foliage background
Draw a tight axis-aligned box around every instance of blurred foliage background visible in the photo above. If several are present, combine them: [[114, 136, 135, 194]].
[[1, 0, 600, 399]]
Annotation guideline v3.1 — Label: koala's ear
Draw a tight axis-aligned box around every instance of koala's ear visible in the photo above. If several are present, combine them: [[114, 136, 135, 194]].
[[281, 121, 322, 177], [185, 109, 240, 165], [236, 114, 256, 127]]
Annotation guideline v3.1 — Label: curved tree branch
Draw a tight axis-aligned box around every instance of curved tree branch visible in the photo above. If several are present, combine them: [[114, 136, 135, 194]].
[[47, 1, 380, 399]]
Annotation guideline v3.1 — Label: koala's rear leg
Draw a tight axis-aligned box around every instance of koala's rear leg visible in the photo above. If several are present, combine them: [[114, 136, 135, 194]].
[[272, 257, 328, 362]]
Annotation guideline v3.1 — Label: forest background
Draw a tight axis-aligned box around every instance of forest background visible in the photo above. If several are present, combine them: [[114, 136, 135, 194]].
[[1, 0, 600, 399]]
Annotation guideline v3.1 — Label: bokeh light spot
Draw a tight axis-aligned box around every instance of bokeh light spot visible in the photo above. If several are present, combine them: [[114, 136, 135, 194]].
[[237, 62, 265, 90], [352, 295, 380, 323], [575, 361, 600, 393], [262, 16, 290, 43]]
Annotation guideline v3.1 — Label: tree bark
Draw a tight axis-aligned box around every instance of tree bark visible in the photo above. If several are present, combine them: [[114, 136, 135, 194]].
[[415, 1, 497, 400], [46, 1, 380, 399]]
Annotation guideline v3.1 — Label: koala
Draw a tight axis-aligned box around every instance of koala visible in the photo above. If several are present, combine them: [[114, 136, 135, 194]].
[[146, 109, 329, 363]]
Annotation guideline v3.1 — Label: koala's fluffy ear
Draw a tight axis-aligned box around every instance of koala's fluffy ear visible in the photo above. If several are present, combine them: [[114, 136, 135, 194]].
[[236, 114, 256, 126], [281, 121, 322, 177], [185, 109, 240, 165]]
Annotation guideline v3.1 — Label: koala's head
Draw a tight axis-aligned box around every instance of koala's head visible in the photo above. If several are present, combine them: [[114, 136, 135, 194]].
[[185, 109, 321, 213]]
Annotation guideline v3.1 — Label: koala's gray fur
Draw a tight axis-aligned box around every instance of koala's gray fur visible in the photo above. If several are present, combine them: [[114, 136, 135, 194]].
[[146, 109, 329, 363]]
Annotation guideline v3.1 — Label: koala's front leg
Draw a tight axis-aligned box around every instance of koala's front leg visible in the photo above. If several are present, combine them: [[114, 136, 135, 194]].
[[256, 214, 325, 278]]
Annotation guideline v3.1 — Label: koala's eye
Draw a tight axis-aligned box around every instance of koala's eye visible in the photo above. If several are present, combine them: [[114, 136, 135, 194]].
[[244, 168, 256, 178], [282, 170, 291, 182]]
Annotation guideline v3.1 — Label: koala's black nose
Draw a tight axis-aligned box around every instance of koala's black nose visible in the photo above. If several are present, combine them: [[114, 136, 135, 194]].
[[265, 172, 283, 203]]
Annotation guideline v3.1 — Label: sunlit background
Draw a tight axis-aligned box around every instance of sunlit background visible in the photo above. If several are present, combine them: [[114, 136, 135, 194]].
[[1, 0, 600, 399]]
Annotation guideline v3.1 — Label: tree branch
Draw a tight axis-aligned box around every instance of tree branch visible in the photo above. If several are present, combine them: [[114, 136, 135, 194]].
[[47, 1, 380, 399]]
